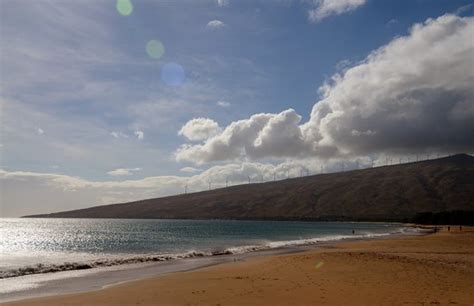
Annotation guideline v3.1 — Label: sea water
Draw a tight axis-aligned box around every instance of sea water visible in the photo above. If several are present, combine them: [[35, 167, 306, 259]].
[[0, 218, 413, 279]]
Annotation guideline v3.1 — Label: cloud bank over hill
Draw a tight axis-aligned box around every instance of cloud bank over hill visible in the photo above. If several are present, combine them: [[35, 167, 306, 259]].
[[1, 157, 366, 216], [176, 15, 474, 165]]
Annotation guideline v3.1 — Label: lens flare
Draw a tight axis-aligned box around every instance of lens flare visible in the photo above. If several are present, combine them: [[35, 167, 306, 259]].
[[116, 0, 133, 16], [161, 63, 185, 86], [146, 40, 165, 59], [314, 261, 324, 270]]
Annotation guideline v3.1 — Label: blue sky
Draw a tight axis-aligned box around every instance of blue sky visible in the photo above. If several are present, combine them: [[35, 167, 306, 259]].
[[1, 0, 473, 216]]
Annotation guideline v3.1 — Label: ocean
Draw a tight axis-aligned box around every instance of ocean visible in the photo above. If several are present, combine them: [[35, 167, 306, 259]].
[[0, 218, 419, 301], [0, 218, 412, 277]]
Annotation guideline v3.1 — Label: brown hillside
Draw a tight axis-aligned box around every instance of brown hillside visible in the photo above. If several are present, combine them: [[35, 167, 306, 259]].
[[26, 154, 474, 221]]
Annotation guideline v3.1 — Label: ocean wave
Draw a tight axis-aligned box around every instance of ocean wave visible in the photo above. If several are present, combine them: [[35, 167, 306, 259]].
[[0, 251, 208, 279], [0, 227, 423, 279]]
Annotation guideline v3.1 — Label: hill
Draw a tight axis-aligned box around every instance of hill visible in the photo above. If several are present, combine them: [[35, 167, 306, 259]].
[[25, 154, 474, 222]]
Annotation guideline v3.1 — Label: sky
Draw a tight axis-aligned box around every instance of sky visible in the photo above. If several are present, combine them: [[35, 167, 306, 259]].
[[1, 0, 473, 217]]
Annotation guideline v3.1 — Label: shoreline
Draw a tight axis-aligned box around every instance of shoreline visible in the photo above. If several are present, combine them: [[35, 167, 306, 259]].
[[4, 226, 473, 306], [1, 226, 454, 305], [1, 220, 410, 281], [0, 223, 416, 303]]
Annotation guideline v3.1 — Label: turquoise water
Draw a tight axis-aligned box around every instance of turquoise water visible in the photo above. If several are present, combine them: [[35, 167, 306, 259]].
[[0, 218, 409, 278]]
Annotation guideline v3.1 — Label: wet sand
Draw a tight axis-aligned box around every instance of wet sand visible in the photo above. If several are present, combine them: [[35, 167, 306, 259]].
[[4, 227, 474, 306]]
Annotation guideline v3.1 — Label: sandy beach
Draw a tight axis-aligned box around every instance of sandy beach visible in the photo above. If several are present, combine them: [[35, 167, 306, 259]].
[[4, 227, 473, 306]]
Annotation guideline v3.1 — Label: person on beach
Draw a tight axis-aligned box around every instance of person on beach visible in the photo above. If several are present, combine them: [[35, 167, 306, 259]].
[[448, 226, 450, 232], [352, 230, 355, 235]]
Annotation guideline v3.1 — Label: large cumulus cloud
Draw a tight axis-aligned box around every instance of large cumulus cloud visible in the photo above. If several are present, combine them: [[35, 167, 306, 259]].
[[176, 14, 474, 165]]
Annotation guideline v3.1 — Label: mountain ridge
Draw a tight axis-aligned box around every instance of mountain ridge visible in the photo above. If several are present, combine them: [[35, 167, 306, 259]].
[[25, 154, 474, 221]]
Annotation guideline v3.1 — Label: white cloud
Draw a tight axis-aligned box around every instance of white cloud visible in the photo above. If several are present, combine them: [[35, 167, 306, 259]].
[[176, 15, 474, 164], [110, 131, 129, 139], [303, 14, 474, 156], [180, 167, 202, 173], [308, 0, 366, 22], [134, 130, 144, 140], [107, 168, 142, 177], [335, 59, 352, 71], [175, 110, 315, 164], [386, 18, 399, 27], [454, 4, 473, 16], [178, 118, 222, 141], [37, 128, 44, 135], [217, 100, 231, 107], [206, 20, 226, 29], [252, 109, 307, 156], [176, 112, 274, 164], [216, 0, 229, 7]]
